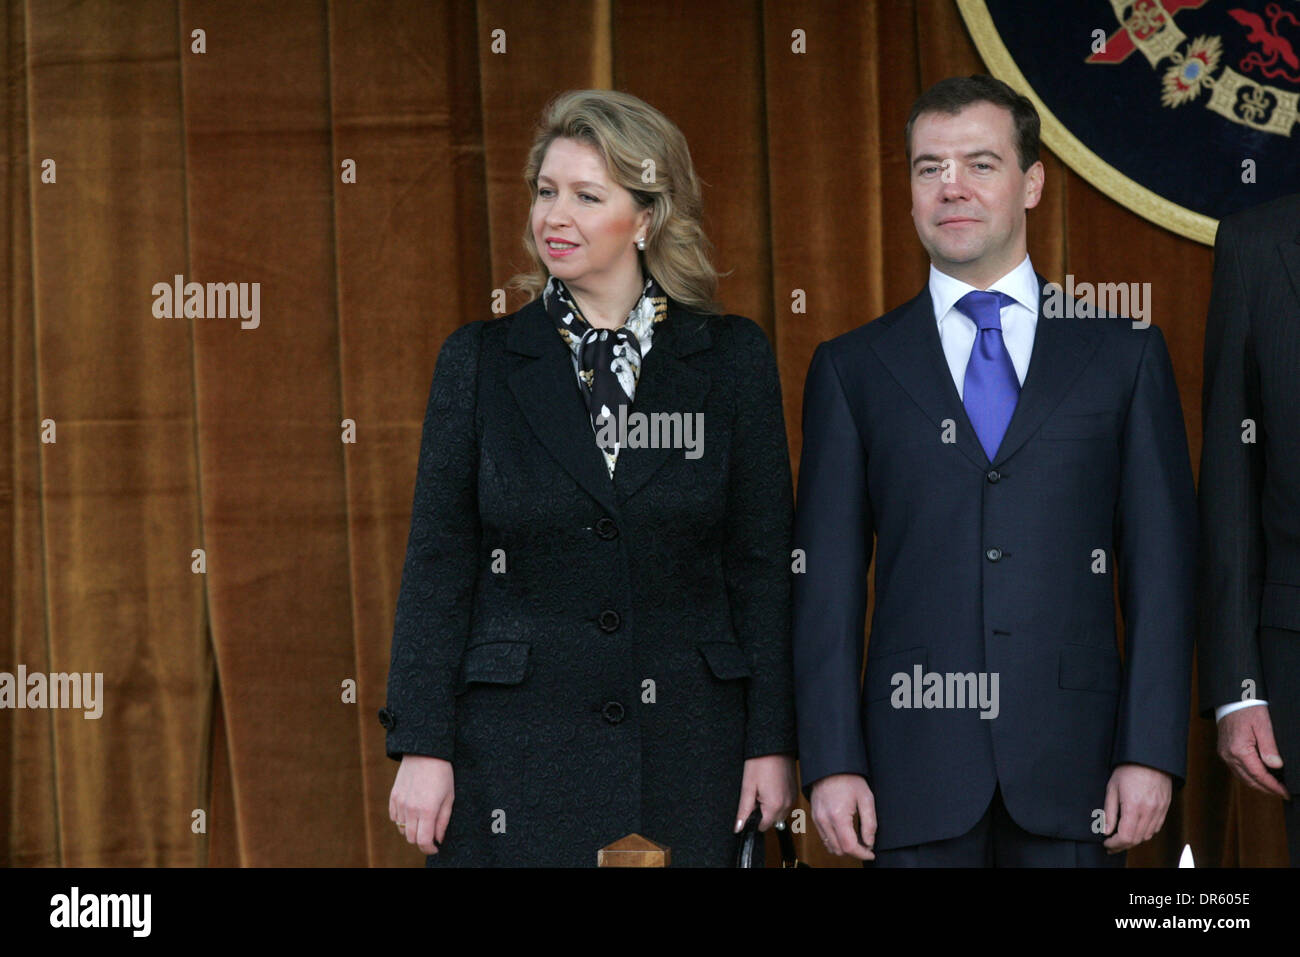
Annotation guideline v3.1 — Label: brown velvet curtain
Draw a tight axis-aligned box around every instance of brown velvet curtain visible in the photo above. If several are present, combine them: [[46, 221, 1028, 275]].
[[0, 0, 1283, 867]]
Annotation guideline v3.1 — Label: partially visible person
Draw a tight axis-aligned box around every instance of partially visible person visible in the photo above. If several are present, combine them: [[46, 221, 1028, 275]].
[[380, 89, 797, 866], [793, 75, 1196, 867], [1197, 192, 1300, 866]]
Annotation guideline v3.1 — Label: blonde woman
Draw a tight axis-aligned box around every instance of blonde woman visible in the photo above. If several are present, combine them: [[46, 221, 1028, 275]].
[[381, 90, 797, 866]]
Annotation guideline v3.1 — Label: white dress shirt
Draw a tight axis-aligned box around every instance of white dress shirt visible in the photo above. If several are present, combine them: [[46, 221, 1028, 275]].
[[1216, 699, 1268, 720], [929, 254, 1039, 398]]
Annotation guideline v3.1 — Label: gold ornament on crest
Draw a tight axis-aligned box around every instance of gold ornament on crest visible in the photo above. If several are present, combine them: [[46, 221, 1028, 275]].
[[1161, 35, 1222, 106]]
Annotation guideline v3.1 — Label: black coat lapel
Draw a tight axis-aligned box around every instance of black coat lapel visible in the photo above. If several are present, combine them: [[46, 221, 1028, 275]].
[[611, 301, 711, 501], [506, 299, 619, 515], [505, 297, 713, 513]]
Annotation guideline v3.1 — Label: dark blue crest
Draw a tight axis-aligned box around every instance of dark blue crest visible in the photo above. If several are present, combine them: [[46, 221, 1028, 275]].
[[960, 0, 1300, 242]]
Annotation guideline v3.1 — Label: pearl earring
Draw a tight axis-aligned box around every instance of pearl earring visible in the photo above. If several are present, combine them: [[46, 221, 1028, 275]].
[[636, 237, 646, 250]]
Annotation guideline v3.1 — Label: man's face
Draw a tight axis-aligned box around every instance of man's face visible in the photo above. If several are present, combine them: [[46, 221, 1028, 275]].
[[909, 101, 1044, 287]]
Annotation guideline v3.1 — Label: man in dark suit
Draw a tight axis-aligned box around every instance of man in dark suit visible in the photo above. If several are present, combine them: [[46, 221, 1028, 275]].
[[792, 75, 1197, 866], [1197, 193, 1300, 867]]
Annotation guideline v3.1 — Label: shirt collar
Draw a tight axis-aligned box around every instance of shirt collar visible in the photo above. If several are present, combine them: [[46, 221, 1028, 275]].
[[928, 255, 1039, 326]]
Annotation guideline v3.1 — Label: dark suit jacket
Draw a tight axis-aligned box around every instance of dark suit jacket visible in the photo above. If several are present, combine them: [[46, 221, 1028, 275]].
[[792, 274, 1197, 850], [1197, 193, 1300, 790], [380, 296, 797, 866]]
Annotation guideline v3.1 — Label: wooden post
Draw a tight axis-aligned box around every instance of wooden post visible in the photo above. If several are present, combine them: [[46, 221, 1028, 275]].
[[597, 833, 671, 867]]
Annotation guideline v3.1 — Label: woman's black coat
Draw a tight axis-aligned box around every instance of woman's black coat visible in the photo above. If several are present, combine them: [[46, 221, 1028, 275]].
[[380, 295, 797, 866]]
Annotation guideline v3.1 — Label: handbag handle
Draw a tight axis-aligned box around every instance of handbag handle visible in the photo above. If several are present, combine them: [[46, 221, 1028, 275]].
[[734, 807, 807, 867]]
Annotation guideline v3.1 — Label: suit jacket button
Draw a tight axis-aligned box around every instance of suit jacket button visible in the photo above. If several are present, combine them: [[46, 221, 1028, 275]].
[[377, 707, 396, 730], [599, 609, 622, 632], [987, 469, 1001, 483], [985, 547, 1003, 562], [595, 517, 619, 540], [602, 701, 625, 724]]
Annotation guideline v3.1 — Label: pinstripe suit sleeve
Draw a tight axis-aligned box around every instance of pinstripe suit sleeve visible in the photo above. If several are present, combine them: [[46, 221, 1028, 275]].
[[1197, 216, 1269, 715]]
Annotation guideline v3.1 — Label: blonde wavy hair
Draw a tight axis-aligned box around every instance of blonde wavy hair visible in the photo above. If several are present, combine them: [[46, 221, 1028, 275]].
[[506, 89, 721, 314]]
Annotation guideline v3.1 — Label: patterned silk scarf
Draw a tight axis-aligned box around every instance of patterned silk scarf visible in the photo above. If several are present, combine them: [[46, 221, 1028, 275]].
[[543, 273, 669, 477]]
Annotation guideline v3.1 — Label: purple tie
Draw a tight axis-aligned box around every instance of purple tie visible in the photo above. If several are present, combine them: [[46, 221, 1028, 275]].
[[958, 290, 1019, 461]]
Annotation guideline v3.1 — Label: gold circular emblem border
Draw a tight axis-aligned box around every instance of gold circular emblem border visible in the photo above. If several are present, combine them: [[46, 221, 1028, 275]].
[[957, 0, 1218, 245]]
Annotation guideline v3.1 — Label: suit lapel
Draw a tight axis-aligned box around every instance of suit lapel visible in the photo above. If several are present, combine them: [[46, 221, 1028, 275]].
[[869, 288, 991, 471], [612, 301, 711, 501], [992, 274, 1102, 465], [505, 297, 712, 513], [869, 274, 1102, 469], [507, 299, 620, 515], [1279, 226, 1300, 314]]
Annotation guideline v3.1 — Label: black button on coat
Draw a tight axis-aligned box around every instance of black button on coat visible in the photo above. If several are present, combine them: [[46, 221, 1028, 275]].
[[382, 297, 797, 866]]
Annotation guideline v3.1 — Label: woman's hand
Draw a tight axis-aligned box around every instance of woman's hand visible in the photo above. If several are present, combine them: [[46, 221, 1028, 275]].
[[389, 755, 455, 855], [733, 754, 797, 832]]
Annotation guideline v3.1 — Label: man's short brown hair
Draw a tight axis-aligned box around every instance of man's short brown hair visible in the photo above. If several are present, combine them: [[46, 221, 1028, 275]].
[[905, 75, 1041, 172]]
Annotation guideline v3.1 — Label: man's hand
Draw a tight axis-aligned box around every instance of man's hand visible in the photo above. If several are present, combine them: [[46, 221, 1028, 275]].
[[1102, 763, 1172, 853], [1217, 705, 1289, 798], [734, 754, 798, 832], [809, 773, 876, 861]]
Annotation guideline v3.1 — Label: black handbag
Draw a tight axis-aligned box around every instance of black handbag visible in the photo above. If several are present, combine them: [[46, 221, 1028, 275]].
[[734, 807, 808, 867]]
